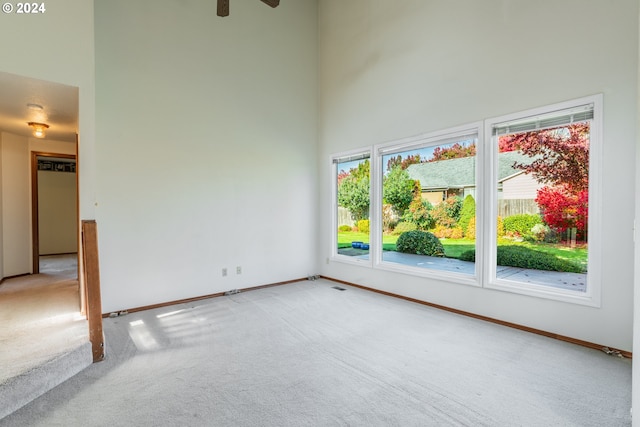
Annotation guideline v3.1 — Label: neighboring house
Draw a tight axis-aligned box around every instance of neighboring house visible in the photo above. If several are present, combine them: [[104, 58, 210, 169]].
[[406, 152, 543, 214]]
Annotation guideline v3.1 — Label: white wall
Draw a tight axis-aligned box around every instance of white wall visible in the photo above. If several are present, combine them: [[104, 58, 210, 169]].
[[1, 133, 30, 276], [0, 0, 95, 222], [633, 3, 640, 422], [94, 0, 318, 312], [319, 0, 638, 351], [0, 133, 76, 276], [38, 170, 77, 255]]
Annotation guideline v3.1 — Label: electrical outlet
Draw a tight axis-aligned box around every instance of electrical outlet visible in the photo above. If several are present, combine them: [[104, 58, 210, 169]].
[[236, 266, 242, 274], [222, 268, 227, 277]]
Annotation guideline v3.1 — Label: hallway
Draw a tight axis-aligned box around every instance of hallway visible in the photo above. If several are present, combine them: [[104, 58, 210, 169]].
[[0, 255, 88, 382]]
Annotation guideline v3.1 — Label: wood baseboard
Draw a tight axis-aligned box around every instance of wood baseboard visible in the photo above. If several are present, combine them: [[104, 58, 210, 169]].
[[321, 276, 632, 359], [40, 252, 78, 256], [0, 273, 32, 286], [102, 277, 307, 318], [99, 275, 631, 359]]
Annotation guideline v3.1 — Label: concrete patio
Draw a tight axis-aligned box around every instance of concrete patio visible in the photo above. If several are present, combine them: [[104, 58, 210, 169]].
[[341, 250, 587, 293]]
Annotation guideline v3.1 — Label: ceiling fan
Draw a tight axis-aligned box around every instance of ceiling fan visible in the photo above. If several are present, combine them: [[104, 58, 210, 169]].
[[217, 0, 280, 17]]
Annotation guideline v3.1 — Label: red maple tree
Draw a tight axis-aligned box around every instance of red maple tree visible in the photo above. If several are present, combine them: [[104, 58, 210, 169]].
[[535, 186, 588, 239], [386, 154, 423, 171], [501, 122, 590, 192], [501, 122, 590, 239], [428, 142, 476, 162]]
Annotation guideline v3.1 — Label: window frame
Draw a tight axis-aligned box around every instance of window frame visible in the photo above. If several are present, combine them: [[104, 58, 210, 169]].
[[330, 148, 373, 267], [328, 95, 602, 307], [483, 95, 602, 307], [372, 122, 483, 287]]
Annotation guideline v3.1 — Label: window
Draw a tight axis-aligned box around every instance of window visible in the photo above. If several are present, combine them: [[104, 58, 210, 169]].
[[333, 151, 371, 263], [329, 95, 601, 306], [375, 125, 480, 282], [485, 96, 601, 305]]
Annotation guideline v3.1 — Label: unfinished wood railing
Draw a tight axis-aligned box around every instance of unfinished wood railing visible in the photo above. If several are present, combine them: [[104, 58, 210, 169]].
[[82, 220, 104, 362]]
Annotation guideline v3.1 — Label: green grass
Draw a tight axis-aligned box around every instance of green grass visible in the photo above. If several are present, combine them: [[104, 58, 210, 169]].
[[337, 232, 397, 247], [337, 231, 587, 269]]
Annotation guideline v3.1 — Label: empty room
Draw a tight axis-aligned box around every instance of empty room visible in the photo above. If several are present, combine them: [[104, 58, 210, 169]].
[[0, 0, 639, 425]]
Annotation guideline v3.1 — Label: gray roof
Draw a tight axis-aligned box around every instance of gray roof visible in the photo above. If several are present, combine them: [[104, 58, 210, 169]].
[[406, 151, 535, 190]]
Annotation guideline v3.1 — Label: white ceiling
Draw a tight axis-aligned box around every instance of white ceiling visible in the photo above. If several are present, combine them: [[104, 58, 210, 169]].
[[0, 71, 79, 143]]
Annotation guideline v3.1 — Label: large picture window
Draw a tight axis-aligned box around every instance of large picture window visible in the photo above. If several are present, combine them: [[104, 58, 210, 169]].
[[333, 152, 371, 262], [329, 95, 601, 306], [376, 127, 479, 280], [485, 96, 601, 305]]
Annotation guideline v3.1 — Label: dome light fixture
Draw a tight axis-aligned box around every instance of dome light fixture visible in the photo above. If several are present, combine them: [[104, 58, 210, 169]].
[[28, 122, 49, 138]]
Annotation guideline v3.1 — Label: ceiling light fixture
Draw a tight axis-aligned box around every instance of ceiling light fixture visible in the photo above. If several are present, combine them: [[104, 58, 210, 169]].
[[28, 122, 49, 138]]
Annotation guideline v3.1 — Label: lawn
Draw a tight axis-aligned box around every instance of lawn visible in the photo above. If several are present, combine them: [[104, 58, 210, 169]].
[[337, 231, 587, 268]]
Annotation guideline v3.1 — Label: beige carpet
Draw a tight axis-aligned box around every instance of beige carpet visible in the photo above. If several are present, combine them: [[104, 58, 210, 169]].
[[0, 255, 88, 382], [0, 279, 631, 426]]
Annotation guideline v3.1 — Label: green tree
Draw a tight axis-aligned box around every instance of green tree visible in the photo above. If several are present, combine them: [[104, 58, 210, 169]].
[[337, 160, 370, 221], [401, 180, 434, 230], [383, 166, 415, 216], [458, 195, 476, 236]]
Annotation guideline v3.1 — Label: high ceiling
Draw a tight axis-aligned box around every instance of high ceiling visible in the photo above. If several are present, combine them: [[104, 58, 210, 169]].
[[0, 71, 78, 143]]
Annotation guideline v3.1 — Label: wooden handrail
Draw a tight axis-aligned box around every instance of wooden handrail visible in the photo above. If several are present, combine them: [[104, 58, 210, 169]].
[[82, 220, 104, 362]]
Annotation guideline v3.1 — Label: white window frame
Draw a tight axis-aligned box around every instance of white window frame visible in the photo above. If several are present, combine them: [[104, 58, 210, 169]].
[[330, 148, 373, 267], [483, 94, 602, 307], [328, 95, 602, 307], [372, 122, 483, 287]]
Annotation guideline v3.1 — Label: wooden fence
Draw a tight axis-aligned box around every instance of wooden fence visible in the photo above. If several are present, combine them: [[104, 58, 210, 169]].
[[498, 199, 540, 217], [338, 207, 354, 227]]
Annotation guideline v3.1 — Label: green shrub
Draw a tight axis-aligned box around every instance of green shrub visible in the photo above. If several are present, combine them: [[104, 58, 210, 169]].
[[503, 214, 543, 239], [543, 228, 560, 244], [458, 195, 476, 236], [456, 246, 584, 272], [525, 224, 559, 244], [526, 223, 549, 242], [392, 221, 417, 235], [357, 219, 370, 234], [396, 230, 445, 257], [338, 225, 352, 232], [402, 198, 434, 230], [459, 250, 475, 262], [497, 246, 584, 272], [431, 196, 463, 228]]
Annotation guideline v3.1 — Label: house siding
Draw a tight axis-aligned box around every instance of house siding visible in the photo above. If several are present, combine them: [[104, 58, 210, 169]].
[[501, 172, 543, 200]]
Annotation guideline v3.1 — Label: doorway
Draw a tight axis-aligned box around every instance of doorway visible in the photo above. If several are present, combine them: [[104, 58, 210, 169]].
[[31, 152, 78, 277]]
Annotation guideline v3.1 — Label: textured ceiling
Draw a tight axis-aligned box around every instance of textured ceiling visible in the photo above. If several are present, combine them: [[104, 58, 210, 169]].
[[0, 71, 78, 143]]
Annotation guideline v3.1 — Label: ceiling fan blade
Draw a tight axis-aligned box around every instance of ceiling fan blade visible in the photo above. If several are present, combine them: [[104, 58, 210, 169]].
[[217, 0, 278, 17], [260, 0, 279, 8], [217, 0, 229, 17]]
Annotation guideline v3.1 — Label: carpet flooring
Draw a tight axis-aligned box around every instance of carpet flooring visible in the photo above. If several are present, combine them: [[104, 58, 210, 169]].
[[0, 279, 631, 426], [0, 255, 87, 381]]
